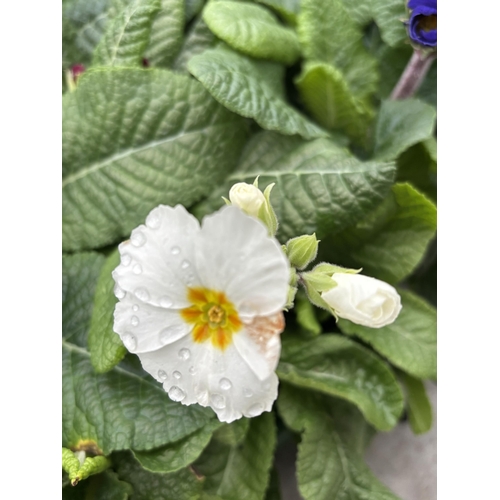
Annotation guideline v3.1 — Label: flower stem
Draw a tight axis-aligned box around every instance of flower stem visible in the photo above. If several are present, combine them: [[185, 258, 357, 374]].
[[390, 49, 436, 100]]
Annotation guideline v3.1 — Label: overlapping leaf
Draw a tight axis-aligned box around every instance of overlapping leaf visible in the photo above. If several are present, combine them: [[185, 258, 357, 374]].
[[255, 0, 299, 25], [399, 372, 433, 434], [62, 470, 133, 500]]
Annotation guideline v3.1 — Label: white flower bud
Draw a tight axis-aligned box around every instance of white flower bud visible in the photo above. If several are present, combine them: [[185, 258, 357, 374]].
[[229, 183, 266, 217], [321, 273, 402, 328]]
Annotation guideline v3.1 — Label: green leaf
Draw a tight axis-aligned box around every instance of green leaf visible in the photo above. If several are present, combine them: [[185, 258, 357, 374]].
[[295, 62, 374, 142], [203, 1, 300, 65], [264, 467, 282, 500], [321, 183, 437, 284], [145, 0, 185, 66], [115, 451, 204, 500], [62, 67, 247, 251], [339, 290, 437, 380], [186, 0, 206, 21], [88, 249, 127, 373], [277, 335, 404, 431], [194, 413, 276, 500], [278, 385, 400, 500], [374, 99, 436, 161], [399, 372, 433, 435], [294, 291, 322, 337], [63, 470, 133, 500], [188, 46, 327, 140], [133, 420, 222, 473], [195, 131, 395, 242], [63, 341, 215, 455], [92, 0, 160, 67], [63, 252, 105, 347], [298, 0, 378, 98], [212, 418, 250, 446], [255, 0, 299, 25]]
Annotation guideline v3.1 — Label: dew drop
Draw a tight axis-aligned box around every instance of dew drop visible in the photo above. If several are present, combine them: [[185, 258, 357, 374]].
[[114, 284, 126, 299], [219, 378, 232, 390], [173, 371, 182, 380], [178, 348, 191, 360], [246, 403, 263, 417], [122, 334, 137, 351], [160, 296, 173, 308], [189, 366, 196, 375], [210, 393, 226, 409], [158, 370, 168, 381], [131, 315, 139, 326], [146, 211, 161, 229], [133, 264, 143, 275], [168, 386, 186, 402], [243, 388, 253, 398], [134, 287, 150, 302], [160, 324, 185, 343], [132, 304, 139, 312], [171, 246, 181, 255], [181, 260, 190, 269], [121, 254, 132, 266], [131, 231, 146, 247]]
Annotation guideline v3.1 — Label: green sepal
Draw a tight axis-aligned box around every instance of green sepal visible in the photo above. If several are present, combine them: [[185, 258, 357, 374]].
[[286, 233, 319, 270], [295, 291, 322, 337], [62, 448, 111, 486], [312, 262, 362, 276], [258, 182, 279, 236], [301, 271, 337, 293], [286, 285, 298, 310], [300, 273, 336, 316]]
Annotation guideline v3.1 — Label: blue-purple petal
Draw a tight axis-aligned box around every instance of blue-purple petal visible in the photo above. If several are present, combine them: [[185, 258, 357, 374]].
[[408, 0, 437, 10]]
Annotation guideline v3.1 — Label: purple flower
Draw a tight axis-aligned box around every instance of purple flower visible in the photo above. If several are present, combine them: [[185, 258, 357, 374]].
[[407, 0, 437, 48]]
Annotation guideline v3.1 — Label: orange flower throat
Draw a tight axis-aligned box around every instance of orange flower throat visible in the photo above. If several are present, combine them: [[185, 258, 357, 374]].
[[181, 287, 242, 350]]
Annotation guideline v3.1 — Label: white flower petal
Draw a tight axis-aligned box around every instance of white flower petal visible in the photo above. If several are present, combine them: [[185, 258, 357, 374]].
[[195, 206, 289, 318], [139, 335, 278, 423], [113, 292, 192, 353], [112, 205, 202, 309]]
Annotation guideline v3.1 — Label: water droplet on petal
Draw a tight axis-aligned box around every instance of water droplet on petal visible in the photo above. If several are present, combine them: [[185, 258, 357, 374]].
[[158, 370, 168, 381], [114, 284, 126, 299], [219, 378, 232, 390], [168, 386, 186, 402], [210, 393, 226, 409], [181, 260, 190, 269], [133, 264, 142, 275], [189, 366, 196, 375], [160, 324, 185, 343], [160, 296, 173, 308], [131, 231, 146, 247], [146, 211, 161, 229], [246, 403, 263, 417], [171, 246, 181, 255], [243, 388, 253, 398], [173, 371, 182, 380], [121, 254, 132, 266], [134, 287, 150, 302], [133, 304, 139, 312], [131, 316, 139, 326], [122, 334, 137, 351], [178, 348, 191, 360]]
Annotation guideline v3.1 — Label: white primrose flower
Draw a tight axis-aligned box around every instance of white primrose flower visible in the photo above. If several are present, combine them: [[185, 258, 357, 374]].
[[321, 273, 402, 328], [229, 182, 266, 217], [112, 205, 290, 423]]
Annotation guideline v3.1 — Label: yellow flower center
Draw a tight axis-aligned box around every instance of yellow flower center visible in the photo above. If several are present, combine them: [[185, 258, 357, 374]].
[[181, 287, 242, 350]]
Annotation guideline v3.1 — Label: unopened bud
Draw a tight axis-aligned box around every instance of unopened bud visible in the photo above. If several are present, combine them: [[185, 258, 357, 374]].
[[286, 234, 319, 270], [229, 182, 266, 217]]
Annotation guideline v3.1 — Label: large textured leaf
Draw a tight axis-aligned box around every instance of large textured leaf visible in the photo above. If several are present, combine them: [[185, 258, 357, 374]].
[[145, 0, 185, 66], [339, 290, 437, 380], [88, 249, 127, 373], [62, 470, 133, 500], [115, 451, 204, 500], [195, 131, 395, 242], [62, 341, 215, 454], [296, 62, 373, 142], [321, 183, 437, 284], [188, 46, 327, 140], [298, 0, 378, 98], [203, 1, 300, 65], [62, 68, 247, 251], [374, 99, 436, 161], [63, 252, 105, 348], [399, 372, 433, 434], [186, 0, 205, 21], [277, 335, 404, 430], [194, 413, 276, 500], [278, 385, 400, 500], [92, 0, 160, 67], [255, 0, 299, 25]]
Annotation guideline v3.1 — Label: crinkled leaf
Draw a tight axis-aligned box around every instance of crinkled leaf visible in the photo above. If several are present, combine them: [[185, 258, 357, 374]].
[[339, 290, 437, 380], [63, 252, 105, 348], [62, 341, 215, 455], [374, 99, 436, 161], [255, 0, 299, 25], [133, 420, 222, 473], [399, 372, 433, 435], [62, 470, 133, 500], [296, 62, 374, 142], [321, 183, 437, 284], [298, 0, 378, 98], [188, 46, 327, 140], [212, 418, 250, 446], [145, 0, 185, 66], [203, 1, 300, 65], [115, 451, 204, 499], [88, 249, 127, 373], [92, 0, 160, 67], [195, 131, 395, 242], [194, 413, 276, 500], [277, 335, 404, 431], [278, 385, 400, 500], [62, 68, 247, 251], [186, 0, 205, 21]]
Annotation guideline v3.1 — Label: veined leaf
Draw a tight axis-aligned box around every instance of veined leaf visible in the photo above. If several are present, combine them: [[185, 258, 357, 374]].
[[255, 0, 299, 25], [188, 46, 327, 140], [212, 418, 250, 446], [399, 372, 433, 434], [186, 0, 205, 21], [62, 68, 247, 251], [62, 470, 133, 500]]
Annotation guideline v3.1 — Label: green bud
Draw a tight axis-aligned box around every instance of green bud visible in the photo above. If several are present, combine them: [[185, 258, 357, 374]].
[[258, 183, 279, 236], [62, 448, 111, 486], [286, 234, 319, 270]]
